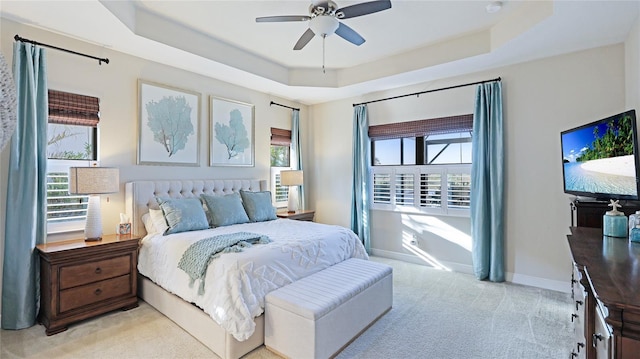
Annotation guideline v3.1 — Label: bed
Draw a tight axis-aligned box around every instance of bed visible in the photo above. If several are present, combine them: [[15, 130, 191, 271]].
[[125, 179, 368, 359]]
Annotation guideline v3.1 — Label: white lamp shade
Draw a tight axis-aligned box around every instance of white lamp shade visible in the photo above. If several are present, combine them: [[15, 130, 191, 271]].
[[69, 167, 119, 194], [281, 170, 303, 186]]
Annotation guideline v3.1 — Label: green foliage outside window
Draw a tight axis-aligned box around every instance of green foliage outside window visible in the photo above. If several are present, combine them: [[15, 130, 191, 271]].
[[47, 124, 93, 160], [271, 145, 290, 167]]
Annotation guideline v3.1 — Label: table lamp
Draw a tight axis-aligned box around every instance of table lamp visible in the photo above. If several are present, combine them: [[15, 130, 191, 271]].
[[281, 170, 303, 213], [69, 167, 119, 241]]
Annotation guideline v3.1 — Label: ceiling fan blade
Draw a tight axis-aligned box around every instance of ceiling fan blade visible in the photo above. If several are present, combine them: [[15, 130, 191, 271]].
[[256, 15, 311, 23], [294, 28, 316, 50], [335, 22, 365, 46], [335, 0, 392, 19]]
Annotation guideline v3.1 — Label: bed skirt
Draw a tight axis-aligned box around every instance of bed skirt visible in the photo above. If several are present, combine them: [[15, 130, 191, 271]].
[[137, 274, 264, 359]]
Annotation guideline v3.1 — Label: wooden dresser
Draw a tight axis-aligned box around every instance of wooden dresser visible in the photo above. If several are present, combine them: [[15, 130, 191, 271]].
[[567, 226, 640, 359], [36, 234, 140, 335]]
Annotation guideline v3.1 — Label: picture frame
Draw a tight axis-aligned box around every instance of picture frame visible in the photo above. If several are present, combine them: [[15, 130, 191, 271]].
[[137, 80, 201, 166], [118, 223, 131, 235], [210, 96, 255, 167]]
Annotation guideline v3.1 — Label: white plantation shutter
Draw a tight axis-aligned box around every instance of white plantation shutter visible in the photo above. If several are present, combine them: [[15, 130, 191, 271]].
[[372, 171, 392, 207], [395, 172, 415, 206], [46, 160, 93, 233], [419, 172, 442, 209], [47, 171, 88, 222], [447, 173, 471, 209], [270, 168, 290, 208], [275, 172, 289, 202], [371, 165, 470, 216]]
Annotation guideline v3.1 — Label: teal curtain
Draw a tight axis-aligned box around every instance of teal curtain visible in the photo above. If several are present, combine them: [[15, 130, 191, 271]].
[[291, 109, 305, 209], [2, 42, 48, 329], [470, 81, 504, 282], [350, 105, 371, 252]]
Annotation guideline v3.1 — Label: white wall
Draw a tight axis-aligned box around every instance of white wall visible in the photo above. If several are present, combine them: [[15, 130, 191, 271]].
[[0, 19, 306, 313], [626, 16, 640, 111], [309, 44, 627, 292]]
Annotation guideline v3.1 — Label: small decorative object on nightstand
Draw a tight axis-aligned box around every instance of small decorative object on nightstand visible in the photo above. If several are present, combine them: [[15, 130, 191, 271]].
[[277, 209, 315, 222], [36, 234, 140, 335]]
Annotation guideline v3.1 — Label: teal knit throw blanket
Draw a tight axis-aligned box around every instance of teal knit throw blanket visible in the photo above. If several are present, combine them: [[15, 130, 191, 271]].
[[178, 232, 271, 294]]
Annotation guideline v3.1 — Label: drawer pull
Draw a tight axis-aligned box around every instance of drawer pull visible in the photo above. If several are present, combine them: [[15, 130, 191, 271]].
[[571, 313, 578, 322], [95, 267, 102, 274], [577, 342, 584, 353], [575, 300, 583, 311], [593, 333, 604, 348], [94, 288, 102, 296]]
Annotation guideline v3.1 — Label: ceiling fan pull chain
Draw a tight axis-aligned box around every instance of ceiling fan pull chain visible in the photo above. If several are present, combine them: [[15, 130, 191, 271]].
[[322, 34, 326, 74]]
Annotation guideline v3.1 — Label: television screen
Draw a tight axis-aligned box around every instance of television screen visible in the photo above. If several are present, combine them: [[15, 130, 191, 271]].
[[561, 109, 640, 200]]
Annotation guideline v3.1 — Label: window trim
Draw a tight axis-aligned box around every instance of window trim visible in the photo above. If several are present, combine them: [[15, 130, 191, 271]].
[[270, 127, 293, 208], [46, 89, 100, 234]]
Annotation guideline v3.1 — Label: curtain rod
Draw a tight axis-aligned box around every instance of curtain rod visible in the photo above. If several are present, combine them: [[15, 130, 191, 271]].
[[353, 77, 501, 107], [14, 34, 110, 65], [270, 101, 299, 111]]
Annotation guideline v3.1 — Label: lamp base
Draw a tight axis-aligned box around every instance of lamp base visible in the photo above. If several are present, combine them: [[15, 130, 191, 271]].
[[84, 237, 102, 242], [84, 195, 104, 241], [287, 187, 299, 213]]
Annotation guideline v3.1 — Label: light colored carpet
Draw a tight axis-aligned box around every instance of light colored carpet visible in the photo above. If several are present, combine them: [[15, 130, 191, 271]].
[[1, 257, 574, 358]]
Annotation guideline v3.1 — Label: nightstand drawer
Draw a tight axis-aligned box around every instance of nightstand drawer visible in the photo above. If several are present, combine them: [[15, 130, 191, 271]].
[[59, 274, 132, 313], [60, 255, 131, 290]]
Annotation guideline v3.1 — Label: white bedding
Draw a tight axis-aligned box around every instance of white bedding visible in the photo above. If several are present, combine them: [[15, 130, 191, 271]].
[[137, 218, 368, 341]]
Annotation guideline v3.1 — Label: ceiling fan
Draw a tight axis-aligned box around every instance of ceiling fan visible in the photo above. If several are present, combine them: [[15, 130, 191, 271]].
[[256, 0, 392, 51]]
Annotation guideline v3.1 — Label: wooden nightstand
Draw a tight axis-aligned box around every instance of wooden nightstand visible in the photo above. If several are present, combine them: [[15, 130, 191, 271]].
[[36, 234, 140, 335], [277, 209, 315, 221]]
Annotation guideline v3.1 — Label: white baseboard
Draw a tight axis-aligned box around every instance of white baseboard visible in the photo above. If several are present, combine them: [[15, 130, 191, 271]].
[[370, 249, 473, 275], [371, 249, 570, 293], [507, 273, 570, 293]]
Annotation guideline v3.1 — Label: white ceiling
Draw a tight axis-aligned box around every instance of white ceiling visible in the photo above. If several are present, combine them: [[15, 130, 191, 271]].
[[1, 1, 639, 105]]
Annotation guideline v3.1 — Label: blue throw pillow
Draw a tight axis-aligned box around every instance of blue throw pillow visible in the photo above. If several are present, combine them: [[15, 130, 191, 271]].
[[240, 190, 277, 222], [201, 193, 250, 227], [157, 197, 209, 235]]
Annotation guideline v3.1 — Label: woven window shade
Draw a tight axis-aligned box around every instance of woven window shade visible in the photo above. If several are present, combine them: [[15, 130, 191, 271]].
[[271, 127, 291, 146], [48, 89, 100, 127], [369, 114, 473, 140]]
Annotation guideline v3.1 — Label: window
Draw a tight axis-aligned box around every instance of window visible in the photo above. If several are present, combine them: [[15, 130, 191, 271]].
[[425, 132, 472, 164], [46, 90, 99, 233], [369, 114, 473, 216], [270, 127, 291, 208]]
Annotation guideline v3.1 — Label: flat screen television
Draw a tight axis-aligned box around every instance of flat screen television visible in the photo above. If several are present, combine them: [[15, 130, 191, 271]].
[[560, 109, 640, 200]]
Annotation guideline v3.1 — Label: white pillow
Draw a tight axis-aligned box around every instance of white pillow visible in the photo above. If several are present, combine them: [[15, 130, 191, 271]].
[[149, 208, 169, 234], [141, 213, 155, 234]]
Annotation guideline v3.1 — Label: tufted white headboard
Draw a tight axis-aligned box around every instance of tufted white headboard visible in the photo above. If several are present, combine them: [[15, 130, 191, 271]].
[[125, 179, 267, 238]]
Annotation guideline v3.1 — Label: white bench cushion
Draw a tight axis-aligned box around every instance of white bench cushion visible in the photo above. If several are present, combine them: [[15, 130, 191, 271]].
[[265, 258, 393, 359]]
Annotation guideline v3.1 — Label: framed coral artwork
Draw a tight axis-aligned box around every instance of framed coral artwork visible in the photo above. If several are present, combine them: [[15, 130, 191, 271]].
[[210, 96, 254, 167], [137, 80, 201, 166]]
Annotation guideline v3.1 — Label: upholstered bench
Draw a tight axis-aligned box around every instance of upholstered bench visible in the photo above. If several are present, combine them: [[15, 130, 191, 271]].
[[264, 258, 393, 359]]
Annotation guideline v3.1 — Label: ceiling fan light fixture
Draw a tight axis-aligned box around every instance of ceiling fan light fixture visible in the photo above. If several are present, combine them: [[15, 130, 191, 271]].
[[309, 15, 339, 36], [486, 1, 503, 13]]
